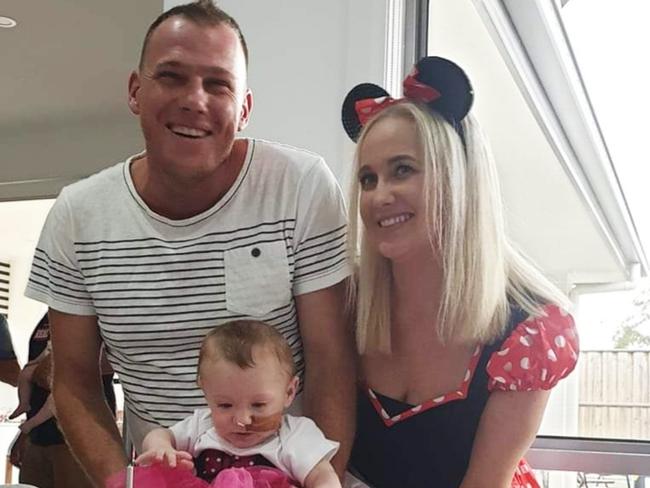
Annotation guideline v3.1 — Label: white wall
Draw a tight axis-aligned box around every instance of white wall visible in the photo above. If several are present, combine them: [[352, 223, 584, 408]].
[[164, 0, 390, 186], [0, 200, 54, 362], [0, 200, 54, 478]]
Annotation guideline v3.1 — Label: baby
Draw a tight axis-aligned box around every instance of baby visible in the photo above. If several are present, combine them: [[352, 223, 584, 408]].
[[136, 319, 341, 488]]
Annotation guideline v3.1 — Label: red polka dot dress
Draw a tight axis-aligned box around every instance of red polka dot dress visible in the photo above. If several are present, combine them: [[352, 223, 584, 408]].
[[350, 304, 579, 488]]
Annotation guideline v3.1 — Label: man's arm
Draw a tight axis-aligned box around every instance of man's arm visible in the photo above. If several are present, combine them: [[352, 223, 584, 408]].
[[0, 316, 20, 387], [49, 308, 127, 487], [295, 279, 356, 478], [0, 358, 20, 387]]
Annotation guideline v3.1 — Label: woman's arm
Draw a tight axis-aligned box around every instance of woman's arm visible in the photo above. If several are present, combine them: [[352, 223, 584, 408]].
[[460, 389, 550, 488]]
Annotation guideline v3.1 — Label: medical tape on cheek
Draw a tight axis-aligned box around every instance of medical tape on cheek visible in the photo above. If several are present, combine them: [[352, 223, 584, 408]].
[[243, 411, 283, 432]]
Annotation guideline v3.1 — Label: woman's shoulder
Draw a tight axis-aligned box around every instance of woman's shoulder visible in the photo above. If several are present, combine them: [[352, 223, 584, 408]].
[[486, 303, 579, 392]]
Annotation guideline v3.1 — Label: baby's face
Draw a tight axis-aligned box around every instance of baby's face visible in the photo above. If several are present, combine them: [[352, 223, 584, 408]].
[[200, 346, 297, 449]]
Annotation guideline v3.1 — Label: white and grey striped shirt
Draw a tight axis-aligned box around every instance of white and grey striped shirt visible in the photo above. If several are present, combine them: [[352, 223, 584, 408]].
[[26, 139, 350, 427]]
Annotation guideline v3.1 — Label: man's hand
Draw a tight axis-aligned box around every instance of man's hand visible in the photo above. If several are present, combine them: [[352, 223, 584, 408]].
[[9, 430, 27, 468]]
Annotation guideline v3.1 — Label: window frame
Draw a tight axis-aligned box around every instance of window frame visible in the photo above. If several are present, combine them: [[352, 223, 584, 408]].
[[529, 436, 650, 476]]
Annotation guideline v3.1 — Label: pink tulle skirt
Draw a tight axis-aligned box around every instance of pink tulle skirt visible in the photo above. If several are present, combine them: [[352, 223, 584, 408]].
[[106, 465, 297, 488]]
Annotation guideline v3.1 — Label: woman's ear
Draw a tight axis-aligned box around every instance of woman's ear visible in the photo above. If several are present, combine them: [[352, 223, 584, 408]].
[[284, 375, 299, 408]]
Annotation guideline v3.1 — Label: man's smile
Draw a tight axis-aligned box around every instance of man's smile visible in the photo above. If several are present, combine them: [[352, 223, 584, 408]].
[[167, 124, 212, 138]]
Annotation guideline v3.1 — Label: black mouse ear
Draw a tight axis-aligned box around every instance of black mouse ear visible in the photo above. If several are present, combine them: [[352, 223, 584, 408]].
[[341, 83, 391, 142], [410, 56, 474, 124]]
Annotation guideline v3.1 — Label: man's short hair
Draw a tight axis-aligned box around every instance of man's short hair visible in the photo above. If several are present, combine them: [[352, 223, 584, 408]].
[[198, 320, 296, 379], [138, 0, 249, 69]]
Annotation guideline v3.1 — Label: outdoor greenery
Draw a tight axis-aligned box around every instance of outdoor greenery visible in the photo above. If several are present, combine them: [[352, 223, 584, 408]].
[[613, 281, 650, 349]]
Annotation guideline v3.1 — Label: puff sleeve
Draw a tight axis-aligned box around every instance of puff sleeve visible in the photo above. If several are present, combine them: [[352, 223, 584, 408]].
[[487, 304, 579, 392]]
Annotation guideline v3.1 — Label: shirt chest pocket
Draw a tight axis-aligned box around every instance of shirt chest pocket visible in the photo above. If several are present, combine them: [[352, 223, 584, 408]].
[[224, 241, 292, 317]]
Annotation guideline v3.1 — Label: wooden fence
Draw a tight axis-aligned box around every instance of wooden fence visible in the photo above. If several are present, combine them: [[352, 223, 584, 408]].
[[579, 350, 650, 439]]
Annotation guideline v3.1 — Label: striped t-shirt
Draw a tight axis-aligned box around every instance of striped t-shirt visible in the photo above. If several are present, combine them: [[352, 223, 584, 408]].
[[26, 139, 350, 427]]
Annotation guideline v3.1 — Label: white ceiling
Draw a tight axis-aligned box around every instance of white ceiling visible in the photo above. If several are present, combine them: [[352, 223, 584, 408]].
[[0, 0, 161, 127], [0, 1, 161, 198]]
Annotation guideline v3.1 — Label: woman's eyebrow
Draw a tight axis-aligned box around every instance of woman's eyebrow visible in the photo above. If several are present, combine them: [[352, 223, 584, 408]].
[[387, 154, 416, 164]]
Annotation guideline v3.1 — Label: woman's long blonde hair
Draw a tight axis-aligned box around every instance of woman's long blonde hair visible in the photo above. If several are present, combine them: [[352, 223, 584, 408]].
[[348, 102, 569, 354]]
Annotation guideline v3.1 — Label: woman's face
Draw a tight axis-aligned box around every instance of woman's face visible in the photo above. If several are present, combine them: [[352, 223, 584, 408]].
[[357, 115, 431, 261]]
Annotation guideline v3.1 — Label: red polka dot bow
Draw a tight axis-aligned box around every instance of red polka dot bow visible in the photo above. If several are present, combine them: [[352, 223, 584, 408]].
[[354, 68, 442, 125]]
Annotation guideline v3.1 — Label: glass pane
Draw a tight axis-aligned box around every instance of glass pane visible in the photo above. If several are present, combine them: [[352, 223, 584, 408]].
[[561, 0, 650, 254], [577, 283, 650, 441], [538, 281, 650, 441]]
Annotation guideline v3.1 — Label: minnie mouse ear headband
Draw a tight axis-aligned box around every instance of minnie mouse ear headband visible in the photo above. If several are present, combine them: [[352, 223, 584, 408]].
[[341, 56, 474, 142]]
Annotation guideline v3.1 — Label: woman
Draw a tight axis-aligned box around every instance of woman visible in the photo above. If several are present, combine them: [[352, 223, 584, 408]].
[[341, 57, 579, 488]]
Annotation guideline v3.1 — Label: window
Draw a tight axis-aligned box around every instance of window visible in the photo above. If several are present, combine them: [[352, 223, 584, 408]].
[[422, 0, 650, 482], [562, 0, 650, 257]]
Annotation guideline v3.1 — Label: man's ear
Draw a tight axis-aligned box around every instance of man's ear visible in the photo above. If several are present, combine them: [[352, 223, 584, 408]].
[[237, 88, 254, 131], [128, 71, 141, 115], [284, 375, 299, 408]]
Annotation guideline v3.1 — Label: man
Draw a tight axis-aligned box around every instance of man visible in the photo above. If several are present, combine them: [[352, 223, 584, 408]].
[[25, 1, 355, 486]]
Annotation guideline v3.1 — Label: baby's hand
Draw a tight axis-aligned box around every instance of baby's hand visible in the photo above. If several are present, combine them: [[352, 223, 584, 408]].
[[135, 448, 194, 470]]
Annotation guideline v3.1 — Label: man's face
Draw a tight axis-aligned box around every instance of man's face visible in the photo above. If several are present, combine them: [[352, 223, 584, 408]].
[[128, 17, 252, 182]]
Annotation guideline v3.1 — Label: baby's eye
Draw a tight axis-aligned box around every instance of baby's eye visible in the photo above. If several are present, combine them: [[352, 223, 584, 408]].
[[216, 403, 232, 409], [251, 402, 267, 409], [359, 172, 377, 190]]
